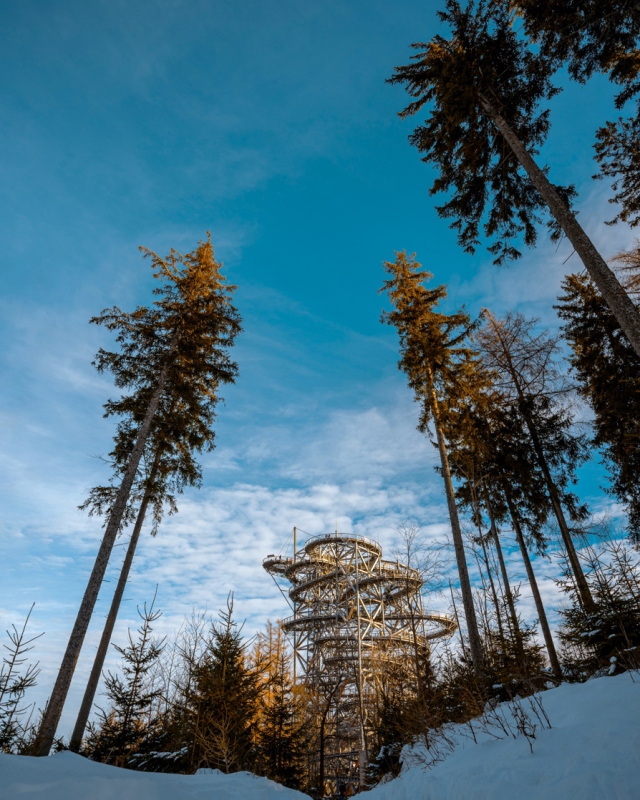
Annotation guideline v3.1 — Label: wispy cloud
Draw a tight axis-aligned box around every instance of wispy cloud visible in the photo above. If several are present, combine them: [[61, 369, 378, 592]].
[[448, 185, 637, 325]]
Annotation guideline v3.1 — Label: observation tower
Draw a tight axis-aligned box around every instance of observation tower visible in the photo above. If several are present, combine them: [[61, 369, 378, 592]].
[[263, 529, 456, 793]]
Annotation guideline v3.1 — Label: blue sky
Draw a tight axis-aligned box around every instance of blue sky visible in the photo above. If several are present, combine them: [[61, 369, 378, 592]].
[[0, 0, 635, 736]]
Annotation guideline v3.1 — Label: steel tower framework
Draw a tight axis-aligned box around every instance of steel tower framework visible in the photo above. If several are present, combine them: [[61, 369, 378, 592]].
[[263, 530, 456, 792]]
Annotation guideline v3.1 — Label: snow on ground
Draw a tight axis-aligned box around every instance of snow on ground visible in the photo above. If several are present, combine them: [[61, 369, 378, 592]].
[[0, 752, 310, 799], [368, 672, 640, 800], [1, 673, 639, 799]]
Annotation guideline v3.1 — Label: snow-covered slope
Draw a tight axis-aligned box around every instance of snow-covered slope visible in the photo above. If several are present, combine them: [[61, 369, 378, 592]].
[[0, 751, 310, 799], [368, 672, 640, 800], [1, 673, 638, 799]]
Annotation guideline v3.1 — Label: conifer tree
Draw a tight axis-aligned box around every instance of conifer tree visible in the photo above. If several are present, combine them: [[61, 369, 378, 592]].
[[443, 323, 586, 676], [556, 271, 640, 541], [70, 465, 159, 752], [436, 371, 510, 647], [186, 596, 259, 773], [70, 391, 211, 750], [34, 236, 241, 756], [387, 0, 640, 356], [557, 536, 640, 679], [381, 251, 484, 670], [84, 596, 165, 768], [490, 404, 563, 677], [510, 1, 640, 227], [477, 312, 595, 613], [594, 117, 640, 228], [0, 606, 43, 753], [511, 1, 640, 87], [441, 375, 560, 675]]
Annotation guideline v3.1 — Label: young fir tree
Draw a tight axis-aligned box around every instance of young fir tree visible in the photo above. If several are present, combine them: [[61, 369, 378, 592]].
[[186, 596, 259, 773], [556, 271, 640, 542], [380, 251, 484, 670], [84, 597, 165, 768], [0, 606, 43, 753], [387, 0, 640, 356], [131, 608, 210, 774], [366, 693, 409, 785], [35, 236, 241, 756], [557, 536, 640, 680], [476, 311, 596, 613]]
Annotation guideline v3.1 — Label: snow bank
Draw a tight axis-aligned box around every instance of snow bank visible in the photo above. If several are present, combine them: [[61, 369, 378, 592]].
[[2, 674, 638, 799], [0, 751, 310, 800], [368, 672, 640, 800]]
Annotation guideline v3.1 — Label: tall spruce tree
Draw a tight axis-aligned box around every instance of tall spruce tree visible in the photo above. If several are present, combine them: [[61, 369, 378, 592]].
[[444, 383, 563, 677], [444, 406, 525, 660], [477, 312, 595, 612], [70, 419, 203, 751], [34, 236, 241, 756], [70, 321, 225, 751], [511, 1, 640, 87], [381, 251, 485, 670], [556, 271, 640, 541], [387, 0, 640, 356], [510, 1, 640, 227]]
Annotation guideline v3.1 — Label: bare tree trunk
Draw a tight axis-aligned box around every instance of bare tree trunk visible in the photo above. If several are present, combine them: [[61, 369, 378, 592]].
[[530, 442, 594, 611], [501, 479, 562, 679], [427, 368, 484, 671], [484, 494, 524, 659], [449, 580, 468, 662], [476, 530, 505, 641], [491, 526, 516, 629], [484, 312, 596, 613], [479, 93, 640, 358], [69, 474, 156, 751], [397, 526, 427, 705], [407, 593, 426, 705], [33, 356, 173, 756], [470, 482, 506, 642]]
